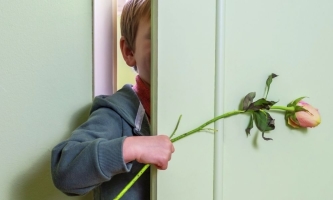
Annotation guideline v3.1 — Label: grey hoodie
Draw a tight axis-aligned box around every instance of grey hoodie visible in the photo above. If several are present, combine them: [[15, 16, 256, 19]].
[[51, 84, 151, 199]]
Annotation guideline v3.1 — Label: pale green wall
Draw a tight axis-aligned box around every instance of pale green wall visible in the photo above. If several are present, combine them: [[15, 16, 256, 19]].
[[0, 1, 93, 199], [154, 0, 333, 200], [223, 1, 333, 199]]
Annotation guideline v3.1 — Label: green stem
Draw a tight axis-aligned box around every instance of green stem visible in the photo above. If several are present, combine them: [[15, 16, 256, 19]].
[[171, 110, 244, 143], [169, 115, 182, 139], [113, 110, 244, 199], [114, 106, 294, 199], [270, 105, 295, 112], [113, 164, 150, 200]]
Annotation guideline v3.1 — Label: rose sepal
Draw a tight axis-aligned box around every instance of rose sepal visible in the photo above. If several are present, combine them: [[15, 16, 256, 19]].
[[287, 96, 307, 107]]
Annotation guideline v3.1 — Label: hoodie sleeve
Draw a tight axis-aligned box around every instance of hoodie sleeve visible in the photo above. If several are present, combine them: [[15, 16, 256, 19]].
[[51, 107, 133, 196]]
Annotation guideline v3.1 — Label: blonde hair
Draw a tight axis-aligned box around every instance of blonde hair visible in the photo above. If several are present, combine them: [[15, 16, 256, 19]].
[[120, 0, 151, 51]]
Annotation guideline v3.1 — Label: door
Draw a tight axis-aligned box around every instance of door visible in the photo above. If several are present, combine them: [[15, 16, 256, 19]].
[[153, 0, 333, 199]]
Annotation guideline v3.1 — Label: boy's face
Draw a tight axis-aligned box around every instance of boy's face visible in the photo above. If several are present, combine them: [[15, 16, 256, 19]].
[[120, 17, 151, 86], [133, 17, 151, 85]]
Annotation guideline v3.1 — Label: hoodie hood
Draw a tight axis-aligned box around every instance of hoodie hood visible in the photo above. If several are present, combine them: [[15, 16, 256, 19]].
[[90, 84, 150, 136]]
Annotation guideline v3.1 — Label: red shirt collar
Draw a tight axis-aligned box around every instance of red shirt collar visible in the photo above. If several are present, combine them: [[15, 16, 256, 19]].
[[132, 75, 150, 120]]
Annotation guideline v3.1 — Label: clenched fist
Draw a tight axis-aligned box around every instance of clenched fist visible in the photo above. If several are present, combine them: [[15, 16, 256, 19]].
[[123, 135, 175, 170]]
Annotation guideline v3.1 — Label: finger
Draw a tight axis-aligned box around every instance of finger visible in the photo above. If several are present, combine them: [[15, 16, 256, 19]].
[[160, 163, 168, 170], [171, 144, 175, 153], [156, 159, 168, 170]]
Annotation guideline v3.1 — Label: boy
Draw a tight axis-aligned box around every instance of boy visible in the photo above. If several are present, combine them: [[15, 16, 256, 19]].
[[51, 0, 175, 199]]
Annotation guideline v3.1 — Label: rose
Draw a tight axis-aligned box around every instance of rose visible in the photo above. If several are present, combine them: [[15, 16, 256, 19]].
[[114, 74, 322, 200], [286, 100, 321, 128]]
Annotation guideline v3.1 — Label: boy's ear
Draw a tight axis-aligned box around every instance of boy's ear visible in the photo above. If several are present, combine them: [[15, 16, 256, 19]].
[[120, 36, 136, 67]]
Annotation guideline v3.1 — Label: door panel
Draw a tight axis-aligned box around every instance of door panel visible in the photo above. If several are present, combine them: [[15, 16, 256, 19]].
[[154, 0, 333, 200], [153, 0, 217, 199], [224, 1, 333, 200]]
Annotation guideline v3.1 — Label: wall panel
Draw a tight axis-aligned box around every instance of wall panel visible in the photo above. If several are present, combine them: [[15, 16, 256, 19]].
[[0, 1, 93, 199], [224, 0, 333, 199]]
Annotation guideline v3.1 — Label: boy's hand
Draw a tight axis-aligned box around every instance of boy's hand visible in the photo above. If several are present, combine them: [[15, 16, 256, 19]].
[[123, 135, 175, 170]]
